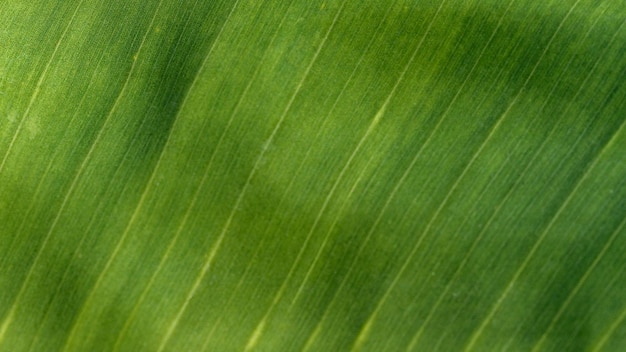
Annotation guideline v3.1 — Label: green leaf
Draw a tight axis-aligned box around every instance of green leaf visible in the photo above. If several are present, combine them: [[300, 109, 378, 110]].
[[1, 0, 625, 350]]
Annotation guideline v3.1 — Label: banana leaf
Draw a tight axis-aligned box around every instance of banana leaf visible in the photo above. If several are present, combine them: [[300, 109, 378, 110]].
[[1, 0, 625, 350]]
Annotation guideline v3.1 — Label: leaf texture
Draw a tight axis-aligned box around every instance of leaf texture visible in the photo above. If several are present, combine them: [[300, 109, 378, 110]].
[[1, 0, 625, 351]]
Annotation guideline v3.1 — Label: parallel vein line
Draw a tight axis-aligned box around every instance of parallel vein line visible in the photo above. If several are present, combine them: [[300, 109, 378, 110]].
[[469, 112, 626, 351], [158, 3, 347, 351], [463, 6, 623, 349], [247, 1, 449, 349], [197, 2, 325, 347], [594, 273, 626, 352], [0, 0, 85, 175], [63, 1, 242, 350], [348, 1, 525, 349], [22, 49, 111, 352], [486, 69, 626, 352], [410, 9, 618, 350], [110, 2, 298, 350], [287, 0, 444, 310], [204, 1, 398, 348], [533, 216, 626, 351], [0, 1, 87, 340], [277, 0, 450, 347], [402, 48, 527, 352], [526, 17, 626, 352], [51, 2, 167, 349], [1, 0, 161, 346]]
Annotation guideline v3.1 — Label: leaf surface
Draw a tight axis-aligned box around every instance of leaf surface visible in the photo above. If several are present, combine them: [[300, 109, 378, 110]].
[[1, 0, 625, 351]]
